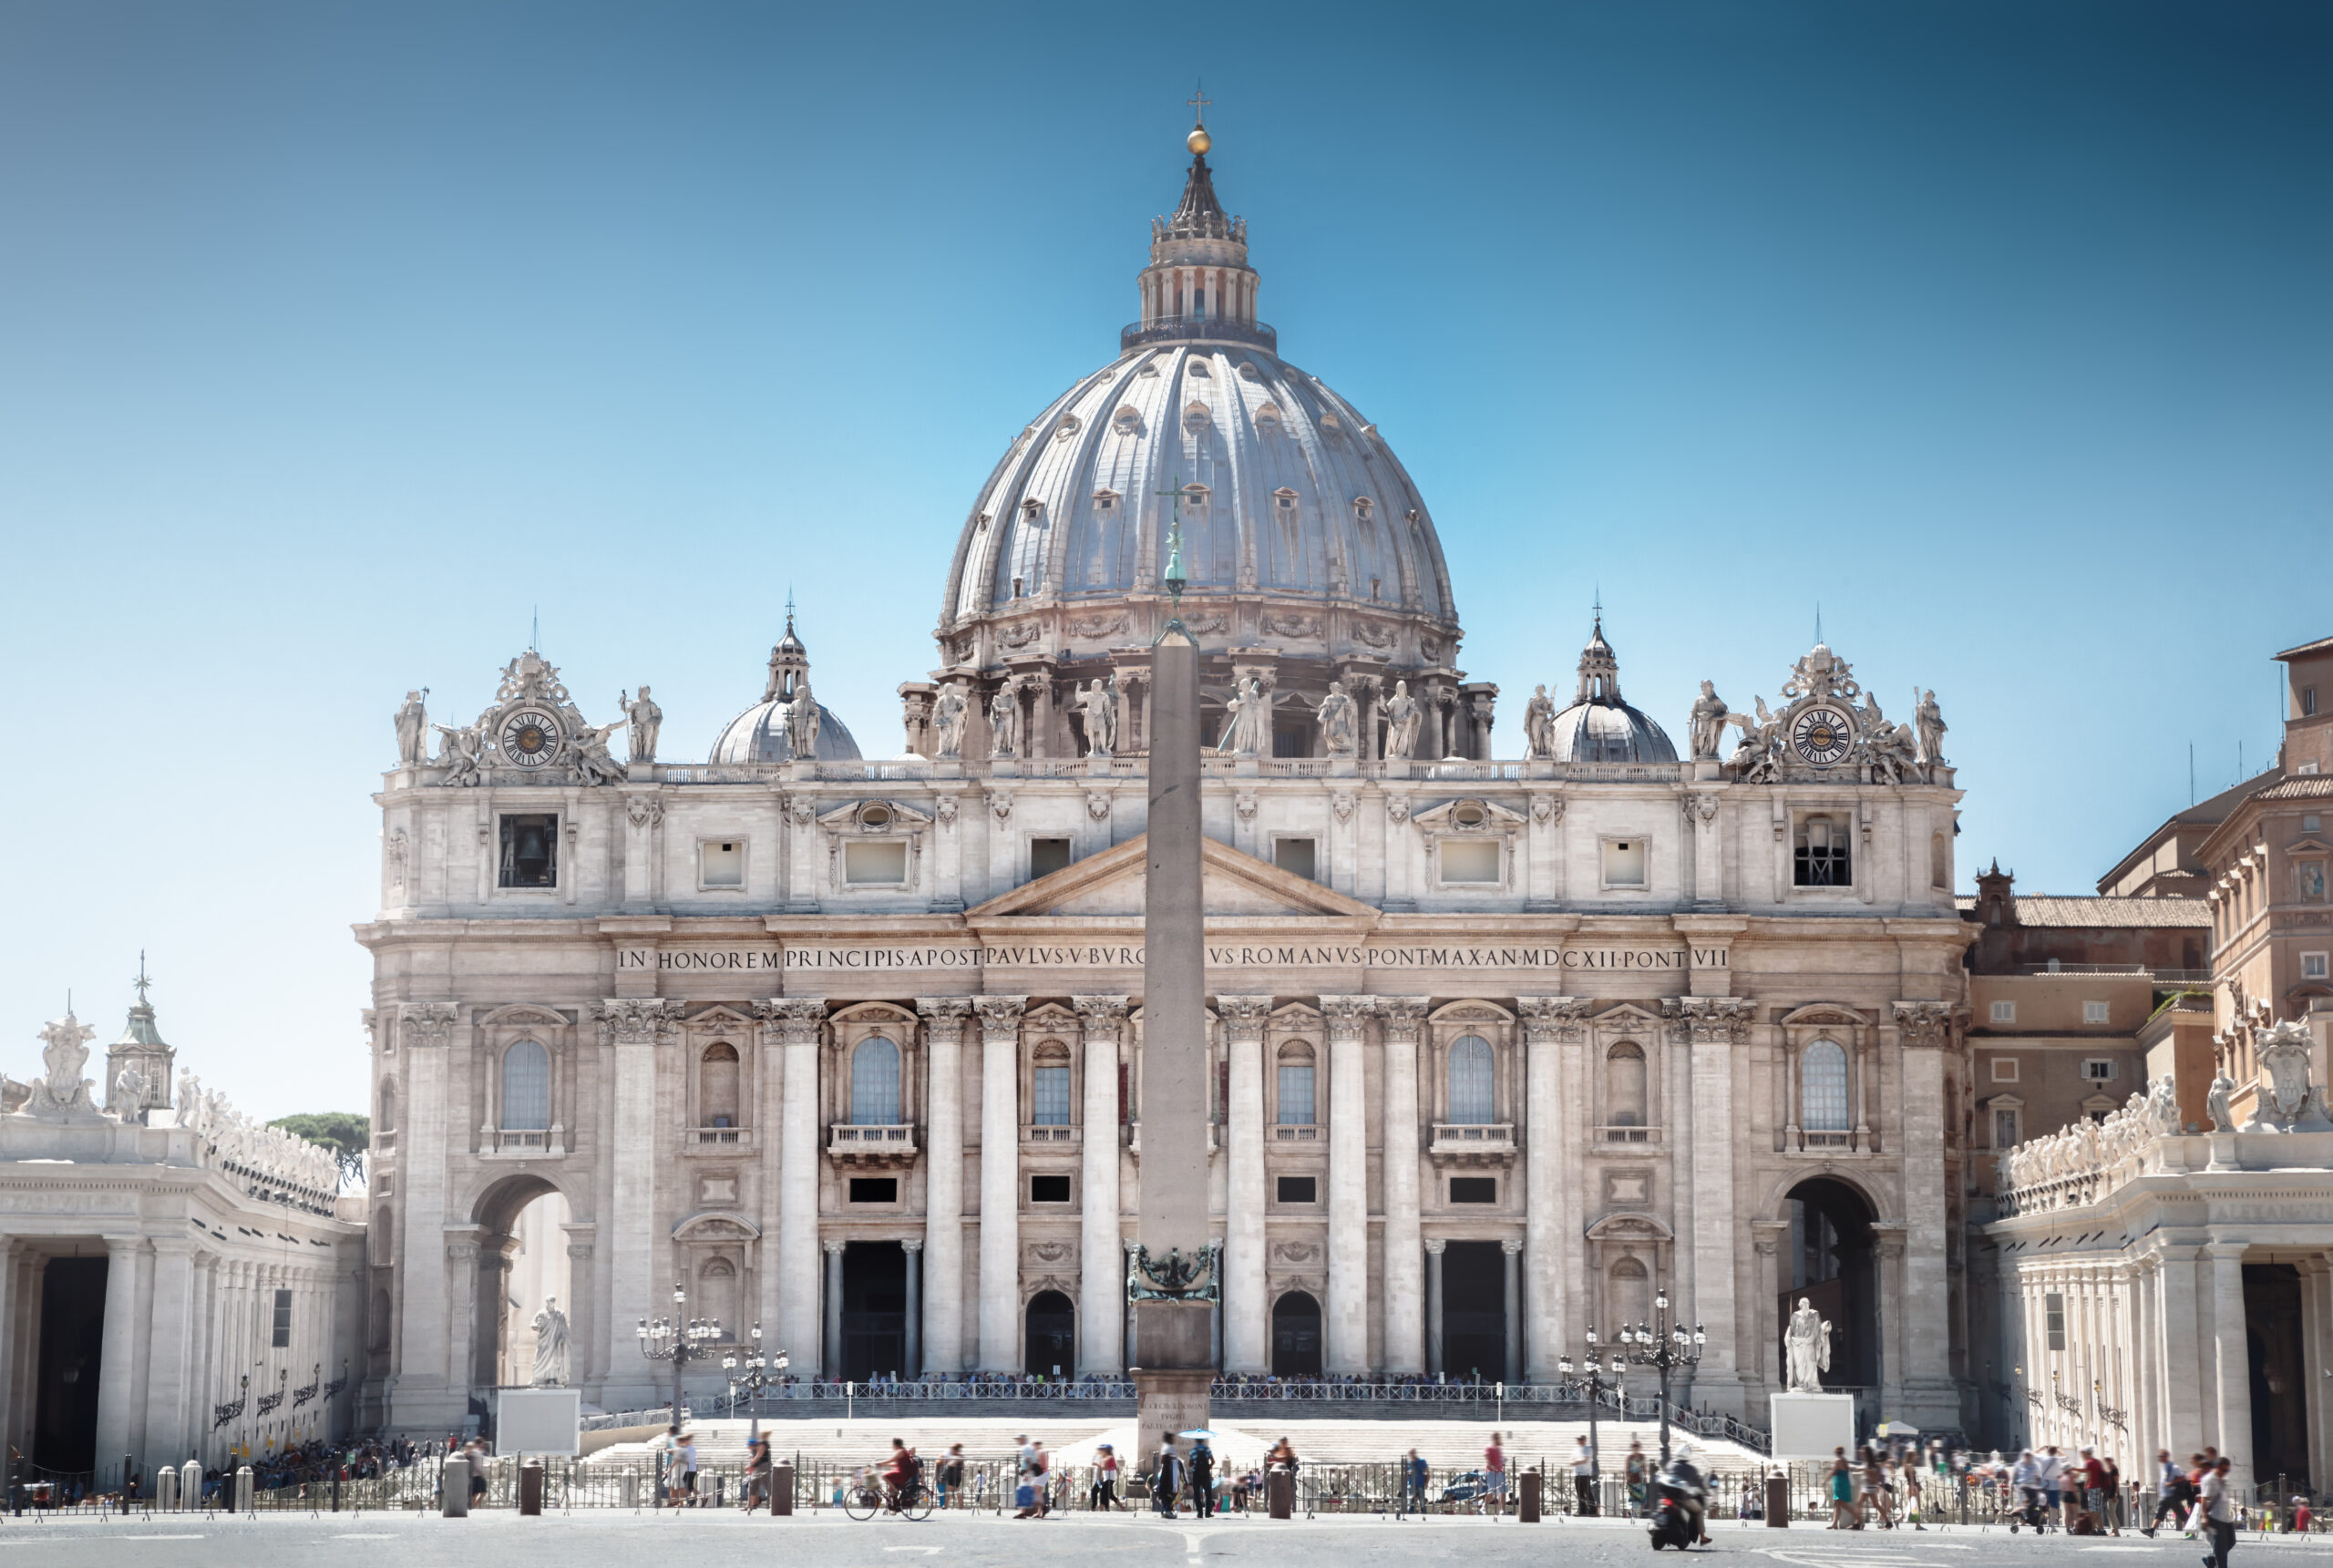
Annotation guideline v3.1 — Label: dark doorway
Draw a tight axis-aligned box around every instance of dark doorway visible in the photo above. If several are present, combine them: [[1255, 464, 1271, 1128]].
[[2247, 1263, 2308, 1489], [1025, 1290, 1075, 1378], [1779, 1178, 1877, 1389], [34, 1256, 108, 1471], [841, 1241, 906, 1380], [1444, 1240, 1506, 1380], [1271, 1291, 1322, 1378]]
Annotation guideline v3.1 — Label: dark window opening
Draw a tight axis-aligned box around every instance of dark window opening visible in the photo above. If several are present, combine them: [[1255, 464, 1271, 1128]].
[[1272, 720, 1311, 758], [1277, 1175, 1318, 1204], [1030, 1174, 1072, 1204], [848, 1177, 898, 1204], [1450, 1176, 1497, 1204], [1030, 837, 1073, 881], [498, 814, 558, 888], [272, 1286, 293, 1348], [1271, 1291, 1322, 1378], [1793, 815, 1850, 887], [1274, 837, 1318, 882]]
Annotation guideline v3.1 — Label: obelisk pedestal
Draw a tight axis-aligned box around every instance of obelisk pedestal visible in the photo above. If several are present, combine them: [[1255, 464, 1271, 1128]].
[[1131, 620, 1214, 1460]]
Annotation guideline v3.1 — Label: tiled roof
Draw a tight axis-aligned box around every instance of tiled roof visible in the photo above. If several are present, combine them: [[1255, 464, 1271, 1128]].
[[1956, 894, 2212, 928], [2254, 775, 2333, 800], [2274, 635, 2333, 661]]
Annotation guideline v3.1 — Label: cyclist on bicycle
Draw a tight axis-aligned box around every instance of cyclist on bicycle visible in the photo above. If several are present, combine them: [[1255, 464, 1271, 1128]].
[[880, 1440, 921, 1512]]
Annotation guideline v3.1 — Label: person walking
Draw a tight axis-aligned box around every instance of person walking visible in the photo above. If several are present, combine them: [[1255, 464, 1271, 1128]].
[[2039, 1445, 2067, 1530], [1403, 1449, 1428, 1515], [1030, 1440, 1052, 1519], [673, 1430, 699, 1507], [1095, 1443, 1122, 1511], [1189, 1438, 1216, 1518], [1573, 1435, 1598, 1516], [1484, 1431, 1506, 1515], [1828, 1448, 1857, 1529], [1626, 1440, 1650, 1518], [2145, 1450, 2193, 1535], [1153, 1440, 1184, 1517], [2201, 1455, 2236, 1568], [938, 1443, 965, 1510], [1864, 1445, 1895, 1529], [742, 1437, 772, 1514]]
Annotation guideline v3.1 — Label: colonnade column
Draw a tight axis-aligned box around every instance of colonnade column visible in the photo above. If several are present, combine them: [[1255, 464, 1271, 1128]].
[[2209, 1242, 2255, 1487], [2156, 1246, 2203, 1458], [1321, 997, 1373, 1374], [92, 1235, 145, 1469], [975, 996, 1028, 1371], [1516, 998, 1581, 1378], [1502, 1239, 1524, 1385], [1379, 999, 1428, 1376], [1426, 1239, 1445, 1376], [916, 999, 972, 1375], [1218, 998, 1273, 1374], [823, 1241, 847, 1379], [760, 997, 827, 1379], [396, 1002, 455, 1413], [147, 1237, 198, 1461], [444, 1230, 482, 1392], [902, 1240, 922, 1378], [1075, 996, 1130, 1376]]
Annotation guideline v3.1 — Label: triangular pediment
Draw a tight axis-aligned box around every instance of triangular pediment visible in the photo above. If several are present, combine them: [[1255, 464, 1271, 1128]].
[[965, 832, 1379, 921]]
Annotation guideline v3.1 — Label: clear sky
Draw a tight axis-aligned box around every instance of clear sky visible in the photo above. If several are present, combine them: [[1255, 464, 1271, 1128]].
[[1, 1, 2326, 1121]]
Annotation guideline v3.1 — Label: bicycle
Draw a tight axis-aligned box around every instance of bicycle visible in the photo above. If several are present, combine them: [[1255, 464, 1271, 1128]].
[[845, 1479, 935, 1522]]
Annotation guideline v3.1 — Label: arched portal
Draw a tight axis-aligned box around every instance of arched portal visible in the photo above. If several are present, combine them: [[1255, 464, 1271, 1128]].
[[1271, 1290, 1322, 1378], [841, 1241, 907, 1380], [1780, 1176, 1876, 1392], [1441, 1241, 1507, 1379], [469, 1173, 573, 1391], [1025, 1290, 1075, 1379]]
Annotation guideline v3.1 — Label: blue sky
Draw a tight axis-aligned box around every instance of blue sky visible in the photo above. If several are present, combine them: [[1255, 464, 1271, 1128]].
[[2, 1, 2326, 1119]]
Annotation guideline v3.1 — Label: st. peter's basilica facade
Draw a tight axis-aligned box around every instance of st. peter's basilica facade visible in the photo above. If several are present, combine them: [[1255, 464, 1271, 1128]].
[[354, 125, 1974, 1438]]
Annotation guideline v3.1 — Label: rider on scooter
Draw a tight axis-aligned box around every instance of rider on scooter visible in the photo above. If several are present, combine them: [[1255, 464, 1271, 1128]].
[[1660, 1443, 1711, 1546]]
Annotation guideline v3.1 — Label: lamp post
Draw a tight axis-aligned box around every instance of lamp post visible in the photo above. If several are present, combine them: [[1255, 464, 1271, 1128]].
[[1617, 1287, 1704, 1463], [1557, 1327, 1628, 1512], [720, 1322, 790, 1416], [636, 1281, 721, 1430]]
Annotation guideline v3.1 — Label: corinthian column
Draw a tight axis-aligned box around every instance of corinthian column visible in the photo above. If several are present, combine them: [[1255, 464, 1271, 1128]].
[[1321, 996, 1374, 1375], [756, 997, 827, 1376], [1377, 998, 1430, 1376], [601, 997, 681, 1399], [1516, 997, 1588, 1378], [916, 999, 973, 1374], [1218, 996, 1275, 1373], [975, 995, 1027, 1370], [1075, 996, 1130, 1375]]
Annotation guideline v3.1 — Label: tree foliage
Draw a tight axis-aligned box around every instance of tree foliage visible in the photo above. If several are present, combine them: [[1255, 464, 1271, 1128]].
[[268, 1112, 370, 1184]]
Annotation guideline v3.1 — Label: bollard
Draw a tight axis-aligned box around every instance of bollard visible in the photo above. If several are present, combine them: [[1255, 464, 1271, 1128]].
[[180, 1459, 200, 1512], [774, 1463, 793, 1516], [1519, 1469, 1541, 1523], [1267, 1470, 1293, 1521], [443, 1457, 471, 1517], [519, 1460, 543, 1516], [233, 1466, 253, 1514], [1765, 1472, 1791, 1527], [618, 1468, 638, 1509], [157, 1468, 180, 1513]]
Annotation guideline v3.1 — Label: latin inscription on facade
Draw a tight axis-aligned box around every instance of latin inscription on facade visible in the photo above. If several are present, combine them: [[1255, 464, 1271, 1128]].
[[619, 943, 1727, 973]]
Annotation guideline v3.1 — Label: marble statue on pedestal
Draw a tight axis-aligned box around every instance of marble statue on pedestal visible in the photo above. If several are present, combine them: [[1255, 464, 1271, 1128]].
[[1076, 678, 1119, 756], [571, 721, 626, 786], [789, 679, 824, 756], [622, 687, 662, 764], [1688, 682, 1729, 762], [1522, 685, 1554, 759], [432, 723, 485, 786], [394, 691, 428, 768], [1317, 685, 1359, 757], [25, 1014, 98, 1119], [988, 680, 1021, 758], [1382, 681, 1423, 760], [1218, 677, 1271, 757], [1784, 1297, 1832, 1391], [931, 682, 968, 759], [531, 1296, 571, 1386], [1914, 688, 1948, 772]]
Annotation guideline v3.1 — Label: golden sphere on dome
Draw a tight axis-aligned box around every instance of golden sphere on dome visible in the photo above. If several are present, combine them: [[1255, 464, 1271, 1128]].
[[1187, 126, 1212, 155]]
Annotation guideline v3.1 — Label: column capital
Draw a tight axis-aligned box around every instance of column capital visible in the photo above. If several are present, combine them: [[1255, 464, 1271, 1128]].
[[1374, 997, 1432, 1039], [916, 997, 976, 1035], [1891, 1000, 1958, 1049], [1662, 995, 1755, 1045], [1319, 995, 1373, 1040], [1073, 996, 1131, 1035], [823, 1237, 848, 1256], [901, 1238, 924, 1255], [1515, 996, 1592, 1043], [2203, 1239, 2251, 1261], [752, 996, 827, 1045], [397, 1000, 458, 1050], [1217, 996, 1275, 1039], [1500, 1238, 1524, 1255], [1424, 1237, 1447, 1255], [599, 997, 686, 1044], [972, 995, 1027, 1038]]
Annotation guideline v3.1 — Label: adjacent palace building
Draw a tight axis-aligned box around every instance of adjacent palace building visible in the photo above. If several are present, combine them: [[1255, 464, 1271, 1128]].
[[10, 119, 2333, 1495]]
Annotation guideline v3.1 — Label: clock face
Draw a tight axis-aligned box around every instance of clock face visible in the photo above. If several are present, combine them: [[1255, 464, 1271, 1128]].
[[1791, 705, 1855, 767], [499, 709, 562, 767]]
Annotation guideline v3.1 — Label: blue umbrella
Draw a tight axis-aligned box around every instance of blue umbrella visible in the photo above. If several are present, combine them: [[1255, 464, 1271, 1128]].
[[1178, 1430, 1218, 1440]]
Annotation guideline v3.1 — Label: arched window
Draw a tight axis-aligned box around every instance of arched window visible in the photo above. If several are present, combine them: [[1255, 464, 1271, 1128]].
[[500, 1040, 550, 1131], [1606, 1041, 1648, 1128], [700, 1042, 740, 1129], [1608, 1256, 1650, 1331], [1446, 1035, 1495, 1124], [1802, 1040, 1850, 1132], [1277, 1041, 1316, 1125], [1032, 1042, 1072, 1126], [850, 1037, 901, 1125]]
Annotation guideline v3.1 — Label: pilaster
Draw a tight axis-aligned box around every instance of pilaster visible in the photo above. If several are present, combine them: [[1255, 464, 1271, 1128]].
[[974, 995, 1027, 1370], [916, 998, 974, 1375], [1377, 997, 1429, 1376], [1074, 996, 1130, 1375], [1218, 995, 1274, 1374], [1321, 995, 1373, 1374]]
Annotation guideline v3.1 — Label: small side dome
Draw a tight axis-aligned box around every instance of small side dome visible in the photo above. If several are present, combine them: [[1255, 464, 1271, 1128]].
[[708, 610, 863, 764], [1545, 615, 1678, 764]]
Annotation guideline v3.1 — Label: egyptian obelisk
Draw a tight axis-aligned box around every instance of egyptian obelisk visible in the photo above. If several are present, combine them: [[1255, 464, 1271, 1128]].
[[1131, 494, 1213, 1459]]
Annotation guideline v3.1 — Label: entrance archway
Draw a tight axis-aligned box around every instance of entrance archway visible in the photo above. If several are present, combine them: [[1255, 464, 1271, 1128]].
[[1779, 1177, 1877, 1389], [842, 1242, 908, 1379], [33, 1255, 108, 1471], [1025, 1290, 1075, 1378], [2247, 1263, 2307, 1486], [469, 1174, 572, 1391], [1442, 1241, 1506, 1380], [1271, 1290, 1322, 1378]]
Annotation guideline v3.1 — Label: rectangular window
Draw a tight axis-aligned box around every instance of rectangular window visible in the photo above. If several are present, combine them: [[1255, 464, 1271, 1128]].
[[1994, 1108, 2020, 1148], [1442, 840, 1501, 884], [2083, 1000, 2111, 1025], [1450, 1176, 1498, 1204], [2081, 1059, 2117, 1081], [1273, 837, 1319, 882], [1276, 1175, 1317, 1204], [1600, 837, 1647, 887], [843, 841, 908, 885], [272, 1287, 293, 1348], [848, 1176, 898, 1204], [1029, 837, 1073, 880], [1032, 1064, 1072, 1126], [1989, 1000, 2017, 1025], [2044, 1291, 2065, 1350], [1029, 1174, 1072, 1204], [1990, 1057, 2020, 1082], [2304, 952, 2329, 980], [498, 814, 558, 888], [1277, 1063, 1316, 1125], [1793, 815, 1852, 886], [2305, 684, 2319, 716], [700, 839, 744, 888]]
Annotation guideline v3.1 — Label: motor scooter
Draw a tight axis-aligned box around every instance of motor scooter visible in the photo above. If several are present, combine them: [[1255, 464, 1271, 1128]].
[[1649, 1465, 1705, 1550]]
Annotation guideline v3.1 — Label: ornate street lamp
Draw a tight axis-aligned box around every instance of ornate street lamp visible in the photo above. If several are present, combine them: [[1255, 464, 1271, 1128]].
[[1557, 1325, 1629, 1512], [636, 1281, 721, 1429], [1617, 1286, 1704, 1463], [721, 1322, 790, 1415]]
